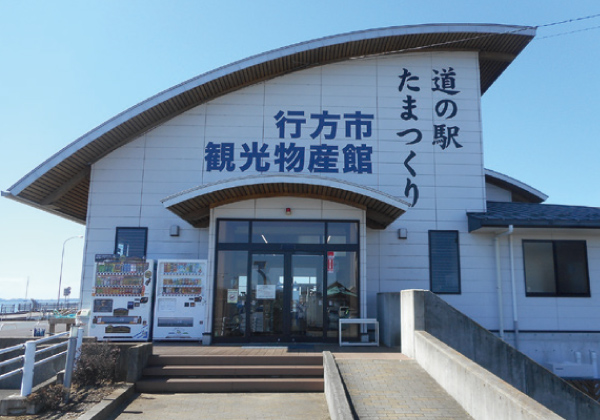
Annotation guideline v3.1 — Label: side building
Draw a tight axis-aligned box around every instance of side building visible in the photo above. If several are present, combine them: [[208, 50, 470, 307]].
[[4, 24, 600, 370]]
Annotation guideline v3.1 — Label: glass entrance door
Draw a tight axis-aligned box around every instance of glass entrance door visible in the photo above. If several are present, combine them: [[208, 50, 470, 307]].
[[248, 253, 324, 340], [213, 220, 359, 343], [290, 254, 324, 338], [250, 254, 285, 337]]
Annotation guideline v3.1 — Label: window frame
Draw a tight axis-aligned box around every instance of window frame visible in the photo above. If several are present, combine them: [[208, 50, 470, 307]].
[[522, 239, 591, 298], [428, 230, 461, 295], [114, 227, 148, 259]]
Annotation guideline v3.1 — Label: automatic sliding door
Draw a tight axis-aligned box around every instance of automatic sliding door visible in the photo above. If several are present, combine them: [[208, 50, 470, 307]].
[[213, 250, 248, 338], [291, 254, 324, 338], [326, 251, 359, 338], [250, 254, 284, 337], [214, 219, 359, 343], [249, 253, 324, 339]]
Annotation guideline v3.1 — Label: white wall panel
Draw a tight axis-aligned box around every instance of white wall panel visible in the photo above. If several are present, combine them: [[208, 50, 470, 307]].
[[143, 146, 203, 160], [144, 136, 203, 149], [91, 181, 143, 194], [91, 205, 142, 218], [91, 169, 144, 182], [485, 184, 512, 201], [148, 124, 205, 138]]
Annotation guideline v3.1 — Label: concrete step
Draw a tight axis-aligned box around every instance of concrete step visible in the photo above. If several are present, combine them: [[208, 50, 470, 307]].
[[142, 365, 324, 377], [136, 377, 325, 393], [138, 353, 325, 393], [147, 354, 323, 366]]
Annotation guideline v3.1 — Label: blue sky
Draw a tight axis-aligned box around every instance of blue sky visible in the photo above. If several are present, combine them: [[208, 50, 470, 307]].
[[1, 1, 599, 299]]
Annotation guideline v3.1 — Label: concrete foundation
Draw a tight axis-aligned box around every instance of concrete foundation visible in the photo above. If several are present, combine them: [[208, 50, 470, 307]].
[[414, 331, 561, 420], [323, 351, 354, 420], [401, 289, 600, 420], [376, 292, 401, 348]]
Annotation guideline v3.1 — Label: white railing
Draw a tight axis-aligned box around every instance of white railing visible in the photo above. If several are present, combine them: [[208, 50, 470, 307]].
[[0, 327, 83, 396], [0, 302, 79, 315]]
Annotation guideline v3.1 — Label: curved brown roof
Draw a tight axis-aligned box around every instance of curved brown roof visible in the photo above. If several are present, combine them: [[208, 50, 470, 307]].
[[3, 24, 536, 223]]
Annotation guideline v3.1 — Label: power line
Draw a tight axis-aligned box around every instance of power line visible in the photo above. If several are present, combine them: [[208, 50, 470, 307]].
[[395, 13, 600, 53], [533, 12, 600, 41], [381, 26, 535, 56], [536, 24, 600, 40], [373, 13, 600, 55], [538, 12, 600, 28]]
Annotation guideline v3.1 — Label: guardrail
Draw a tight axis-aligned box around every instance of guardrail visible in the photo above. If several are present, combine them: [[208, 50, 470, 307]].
[[0, 327, 83, 396], [0, 302, 79, 315]]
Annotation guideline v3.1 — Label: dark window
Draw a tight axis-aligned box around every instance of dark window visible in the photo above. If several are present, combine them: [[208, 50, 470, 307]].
[[523, 240, 590, 297], [114, 227, 148, 258], [429, 230, 461, 294], [251, 221, 325, 244], [218, 220, 250, 243], [327, 221, 358, 244]]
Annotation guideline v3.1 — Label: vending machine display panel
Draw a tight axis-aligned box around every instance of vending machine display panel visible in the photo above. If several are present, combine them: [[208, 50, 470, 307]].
[[153, 260, 207, 341], [89, 258, 154, 341]]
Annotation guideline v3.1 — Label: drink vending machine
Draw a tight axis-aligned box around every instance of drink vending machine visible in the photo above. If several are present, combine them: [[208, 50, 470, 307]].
[[89, 257, 154, 341], [153, 259, 207, 341]]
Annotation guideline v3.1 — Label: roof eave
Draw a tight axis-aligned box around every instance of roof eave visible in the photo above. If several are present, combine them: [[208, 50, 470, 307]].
[[7, 24, 536, 222], [484, 169, 548, 203], [1, 190, 86, 225], [467, 217, 600, 233]]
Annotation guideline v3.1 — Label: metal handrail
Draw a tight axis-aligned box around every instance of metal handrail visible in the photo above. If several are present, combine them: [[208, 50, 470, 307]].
[[0, 343, 24, 356], [35, 341, 68, 357], [0, 366, 23, 381], [33, 331, 69, 345], [0, 355, 24, 370], [0, 328, 82, 397], [34, 350, 68, 368]]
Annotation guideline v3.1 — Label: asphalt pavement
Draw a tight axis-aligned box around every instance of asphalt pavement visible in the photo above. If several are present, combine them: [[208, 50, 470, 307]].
[[0, 320, 48, 338]]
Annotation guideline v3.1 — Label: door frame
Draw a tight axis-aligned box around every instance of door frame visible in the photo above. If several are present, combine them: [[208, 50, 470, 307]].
[[211, 218, 360, 344]]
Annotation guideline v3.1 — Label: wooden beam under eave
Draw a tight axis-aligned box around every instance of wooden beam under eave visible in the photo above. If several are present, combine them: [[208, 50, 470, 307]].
[[40, 166, 91, 206]]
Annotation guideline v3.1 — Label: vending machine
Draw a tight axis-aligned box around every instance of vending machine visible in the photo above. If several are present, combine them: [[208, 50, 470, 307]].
[[89, 257, 154, 341], [153, 259, 207, 341]]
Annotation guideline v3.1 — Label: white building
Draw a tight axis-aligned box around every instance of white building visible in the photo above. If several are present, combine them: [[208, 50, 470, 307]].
[[4, 24, 600, 367]]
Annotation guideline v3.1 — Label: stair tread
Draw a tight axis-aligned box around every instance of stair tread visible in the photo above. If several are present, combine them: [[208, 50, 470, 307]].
[[138, 377, 324, 383], [145, 365, 323, 370], [139, 355, 325, 393], [136, 377, 324, 393], [147, 355, 323, 366]]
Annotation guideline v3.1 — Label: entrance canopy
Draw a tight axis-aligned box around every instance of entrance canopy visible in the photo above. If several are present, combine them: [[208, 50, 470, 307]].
[[162, 175, 410, 229]]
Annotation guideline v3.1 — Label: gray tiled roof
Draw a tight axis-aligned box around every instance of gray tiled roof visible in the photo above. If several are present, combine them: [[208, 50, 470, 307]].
[[467, 201, 600, 232]]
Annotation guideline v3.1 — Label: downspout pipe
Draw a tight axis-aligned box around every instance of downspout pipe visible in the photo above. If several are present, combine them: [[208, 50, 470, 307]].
[[494, 225, 513, 340], [509, 233, 520, 350]]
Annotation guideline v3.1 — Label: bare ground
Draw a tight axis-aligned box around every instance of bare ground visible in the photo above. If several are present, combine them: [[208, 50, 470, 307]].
[[2, 384, 120, 420]]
